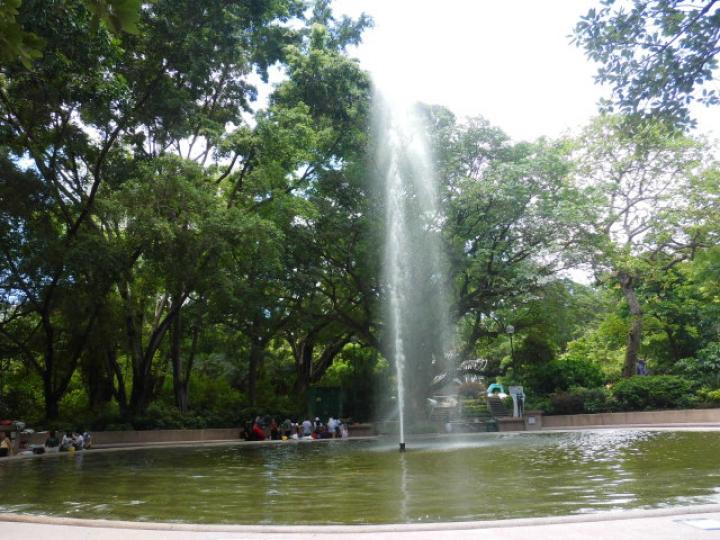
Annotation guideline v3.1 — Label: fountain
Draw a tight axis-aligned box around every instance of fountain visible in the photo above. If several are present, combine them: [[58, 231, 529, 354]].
[[375, 90, 455, 451]]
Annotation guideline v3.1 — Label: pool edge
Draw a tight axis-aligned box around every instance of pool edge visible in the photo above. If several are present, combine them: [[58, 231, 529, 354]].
[[3, 504, 720, 534]]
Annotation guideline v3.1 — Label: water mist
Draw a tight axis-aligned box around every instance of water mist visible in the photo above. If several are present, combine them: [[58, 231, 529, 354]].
[[375, 91, 454, 452]]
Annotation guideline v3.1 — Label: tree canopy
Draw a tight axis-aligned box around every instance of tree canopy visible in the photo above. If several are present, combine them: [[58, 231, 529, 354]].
[[574, 0, 720, 128], [1, 0, 720, 427]]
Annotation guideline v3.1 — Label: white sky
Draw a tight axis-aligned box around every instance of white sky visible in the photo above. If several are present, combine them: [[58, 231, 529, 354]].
[[333, 0, 720, 144]]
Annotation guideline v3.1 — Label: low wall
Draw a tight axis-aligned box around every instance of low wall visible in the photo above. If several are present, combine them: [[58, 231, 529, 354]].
[[19, 428, 241, 447], [19, 424, 374, 448], [543, 408, 720, 429]]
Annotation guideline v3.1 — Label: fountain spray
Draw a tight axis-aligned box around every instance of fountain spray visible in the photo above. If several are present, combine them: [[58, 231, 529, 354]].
[[377, 91, 453, 454]]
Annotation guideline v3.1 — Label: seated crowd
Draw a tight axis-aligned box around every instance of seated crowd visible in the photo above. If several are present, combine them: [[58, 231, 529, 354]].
[[0, 429, 92, 457], [243, 416, 349, 442]]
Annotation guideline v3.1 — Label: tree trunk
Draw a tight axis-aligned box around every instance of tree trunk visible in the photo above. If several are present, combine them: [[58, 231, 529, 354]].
[[293, 339, 314, 396], [619, 272, 642, 377], [169, 309, 187, 412], [43, 371, 60, 420], [169, 306, 198, 414], [124, 284, 184, 416], [107, 347, 128, 417], [248, 339, 265, 407], [309, 336, 352, 385], [83, 347, 115, 409]]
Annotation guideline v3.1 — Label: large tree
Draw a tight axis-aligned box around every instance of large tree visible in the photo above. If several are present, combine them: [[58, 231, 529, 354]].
[[573, 116, 709, 376], [0, 0, 344, 419]]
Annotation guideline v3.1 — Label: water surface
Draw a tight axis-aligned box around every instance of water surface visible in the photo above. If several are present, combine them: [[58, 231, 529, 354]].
[[2, 430, 720, 524]]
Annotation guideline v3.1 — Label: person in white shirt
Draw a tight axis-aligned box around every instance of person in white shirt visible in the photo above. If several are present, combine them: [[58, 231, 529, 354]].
[[301, 419, 313, 437], [60, 432, 73, 451], [72, 432, 84, 450], [327, 417, 338, 437]]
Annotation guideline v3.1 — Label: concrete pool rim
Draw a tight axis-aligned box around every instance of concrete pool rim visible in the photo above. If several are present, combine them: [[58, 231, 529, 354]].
[[3, 504, 720, 533]]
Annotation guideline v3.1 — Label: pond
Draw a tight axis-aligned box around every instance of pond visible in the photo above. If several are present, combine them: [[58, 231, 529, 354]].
[[2, 430, 720, 524]]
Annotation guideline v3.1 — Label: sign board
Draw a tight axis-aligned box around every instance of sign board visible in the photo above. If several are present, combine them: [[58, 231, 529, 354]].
[[508, 386, 524, 397]]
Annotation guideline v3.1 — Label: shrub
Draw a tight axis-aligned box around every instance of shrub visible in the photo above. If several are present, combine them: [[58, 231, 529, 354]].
[[549, 391, 585, 415], [611, 375, 692, 411], [460, 399, 488, 417], [548, 387, 613, 415], [521, 357, 604, 395], [696, 388, 720, 406], [458, 381, 485, 398], [672, 343, 720, 388]]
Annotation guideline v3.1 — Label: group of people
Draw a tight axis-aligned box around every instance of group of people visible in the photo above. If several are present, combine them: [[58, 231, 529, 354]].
[[0, 429, 92, 457], [44, 430, 92, 452], [244, 416, 349, 442]]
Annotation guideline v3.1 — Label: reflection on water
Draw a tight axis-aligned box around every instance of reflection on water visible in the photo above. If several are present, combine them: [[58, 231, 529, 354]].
[[1, 431, 720, 524]]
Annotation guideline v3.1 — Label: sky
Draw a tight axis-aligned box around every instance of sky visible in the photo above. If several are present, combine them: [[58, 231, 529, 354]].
[[332, 0, 720, 144]]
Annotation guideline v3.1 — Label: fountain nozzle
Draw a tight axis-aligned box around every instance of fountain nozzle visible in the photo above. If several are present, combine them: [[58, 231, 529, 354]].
[[399, 442, 406, 452]]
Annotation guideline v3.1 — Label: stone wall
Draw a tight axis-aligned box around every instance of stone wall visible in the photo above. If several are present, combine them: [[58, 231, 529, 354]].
[[542, 408, 720, 428]]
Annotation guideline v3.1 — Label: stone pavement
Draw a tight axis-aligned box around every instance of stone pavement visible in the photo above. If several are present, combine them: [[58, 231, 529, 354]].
[[3, 506, 720, 539]]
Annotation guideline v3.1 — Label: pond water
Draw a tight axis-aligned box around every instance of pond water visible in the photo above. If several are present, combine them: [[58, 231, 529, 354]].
[[2, 430, 720, 524]]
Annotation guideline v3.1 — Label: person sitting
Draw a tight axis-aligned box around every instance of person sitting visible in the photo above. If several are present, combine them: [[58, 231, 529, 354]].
[[280, 418, 292, 439], [251, 421, 266, 441], [60, 432, 74, 452], [301, 418, 313, 438], [82, 431, 92, 449], [0, 431, 13, 457], [269, 418, 280, 440], [327, 417, 337, 438], [44, 430, 60, 451], [72, 432, 84, 450]]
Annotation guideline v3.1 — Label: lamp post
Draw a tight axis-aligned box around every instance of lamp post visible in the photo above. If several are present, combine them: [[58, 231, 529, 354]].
[[506, 325, 515, 367]]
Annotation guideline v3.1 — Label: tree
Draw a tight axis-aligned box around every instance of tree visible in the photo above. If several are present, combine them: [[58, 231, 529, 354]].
[[431, 112, 583, 363], [0, 0, 310, 419], [574, 0, 720, 128], [573, 116, 708, 376]]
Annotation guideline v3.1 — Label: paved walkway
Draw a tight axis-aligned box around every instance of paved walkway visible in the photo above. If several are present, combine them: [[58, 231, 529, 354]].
[[3, 506, 720, 539]]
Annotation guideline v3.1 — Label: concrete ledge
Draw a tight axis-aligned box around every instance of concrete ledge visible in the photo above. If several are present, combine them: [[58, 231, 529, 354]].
[[543, 408, 720, 429], [3, 504, 720, 533], [497, 417, 525, 432]]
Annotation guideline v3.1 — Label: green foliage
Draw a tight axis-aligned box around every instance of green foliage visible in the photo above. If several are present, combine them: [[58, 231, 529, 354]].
[[611, 375, 693, 411], [548, 387, 613, 415], [521, 357, 604, 395], [0, 364, 44, 423], [0, 0, 44, 67], [2, 0, 720, 430], [672, 343, 720, 388], [316, 345, 390, 421], [460, 398, 488, 417], [458, 381, 485, 399], [701, 389, 720, 404], [574, 0, 720, 127]]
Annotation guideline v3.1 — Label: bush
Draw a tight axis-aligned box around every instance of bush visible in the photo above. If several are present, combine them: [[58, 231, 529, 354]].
[[696, 388, 720, 406], [548, 391, 585, 415], [458, 381, 485, 398], [611, 375, 693, 411], [547, 387, 613, 415], [672, 343, 720, 388], [521, 357, 604, 395]]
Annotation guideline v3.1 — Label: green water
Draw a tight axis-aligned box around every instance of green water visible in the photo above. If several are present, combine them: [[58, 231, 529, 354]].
[[2, 430, 720, 524]]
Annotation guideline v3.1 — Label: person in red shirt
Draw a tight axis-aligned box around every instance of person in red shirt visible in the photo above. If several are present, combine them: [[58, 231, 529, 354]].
[[251, 421, 266, 441]]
